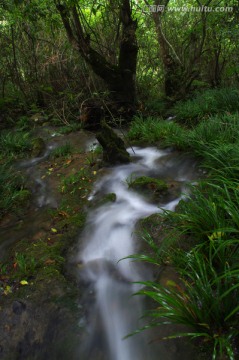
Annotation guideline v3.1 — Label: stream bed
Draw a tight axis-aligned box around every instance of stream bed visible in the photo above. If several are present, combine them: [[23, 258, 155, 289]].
[[75, 146, 199, 360]]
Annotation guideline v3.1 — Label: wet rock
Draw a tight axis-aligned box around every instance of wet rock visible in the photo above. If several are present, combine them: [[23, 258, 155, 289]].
[[128, 176, 168, 202], [96, 122, 130, 165], [128, 175, 183, 204], [89, 192, 117, 208], [31, 137, 45, 157], [129, 175, 167, 193], [12, 300, 26, 315]]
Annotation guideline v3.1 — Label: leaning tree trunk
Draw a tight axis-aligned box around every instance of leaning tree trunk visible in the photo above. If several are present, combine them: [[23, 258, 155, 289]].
[[55, 0, 138, 118]]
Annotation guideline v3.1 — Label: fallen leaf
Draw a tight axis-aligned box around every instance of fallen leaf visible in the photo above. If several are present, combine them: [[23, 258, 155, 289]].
[[58, 211, 69, 218], [20, 280, 28, 285], [51, 228, 57, 233], [44, 259, 55, 265]]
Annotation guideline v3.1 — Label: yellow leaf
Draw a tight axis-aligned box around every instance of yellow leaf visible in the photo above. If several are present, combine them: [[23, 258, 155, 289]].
[[93, 171, 97, 175], [48, 168, 53, 171], [51, 228, 57, 233], [20, 280, 28, 285], [41, 175, 46, 179]]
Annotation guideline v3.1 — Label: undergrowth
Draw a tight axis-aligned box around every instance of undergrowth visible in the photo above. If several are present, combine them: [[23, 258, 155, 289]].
[[172, 87, 239, 124]]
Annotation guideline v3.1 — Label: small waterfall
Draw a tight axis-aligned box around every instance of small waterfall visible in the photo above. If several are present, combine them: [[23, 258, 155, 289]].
[[77, 147, 197, 360]]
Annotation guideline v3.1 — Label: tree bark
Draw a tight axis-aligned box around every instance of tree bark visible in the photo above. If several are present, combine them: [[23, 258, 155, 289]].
[[150, 0, 185, 99]]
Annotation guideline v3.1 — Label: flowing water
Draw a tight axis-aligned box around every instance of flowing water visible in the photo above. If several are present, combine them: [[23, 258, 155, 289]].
[[77, 146, 198, 360]]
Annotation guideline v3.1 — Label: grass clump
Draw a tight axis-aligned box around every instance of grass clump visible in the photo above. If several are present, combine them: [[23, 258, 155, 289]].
[[187, 113, 239, 155], [50, 143, 73, 159], [0, 163, 30, 218], [128, 116, 187, 148], [135, 244, 239, 360], [172, 87, 239, 124], [0, 130, 33, 158]]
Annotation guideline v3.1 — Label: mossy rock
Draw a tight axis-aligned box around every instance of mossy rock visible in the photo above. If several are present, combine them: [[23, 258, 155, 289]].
[[90, 192, 117, 208], [31, 137, 45, 157], [129, 176, 168, 195], [96, 121, 130, 165]]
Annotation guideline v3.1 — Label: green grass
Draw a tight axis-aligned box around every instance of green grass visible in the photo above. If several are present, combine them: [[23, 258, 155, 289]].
[[134, 244, 239, 360], [0, 163, 30, 218], [0, 130, 33, 157], [14, 252, 37, 278], [128, 116, 187, 148], [172, 87, 239, 124], [58, 123, 82, 134], [50, 143, 73, 159], [128, 113, 239, 153], [129, 179, 239, 358]]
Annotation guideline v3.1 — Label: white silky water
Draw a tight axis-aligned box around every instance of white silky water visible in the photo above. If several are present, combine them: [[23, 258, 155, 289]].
[[77, 147, 197, 360]]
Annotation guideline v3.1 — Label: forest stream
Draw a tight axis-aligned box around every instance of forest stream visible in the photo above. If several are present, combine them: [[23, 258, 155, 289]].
[[76, 145, 199, 360], [0, 130, 200, 360]]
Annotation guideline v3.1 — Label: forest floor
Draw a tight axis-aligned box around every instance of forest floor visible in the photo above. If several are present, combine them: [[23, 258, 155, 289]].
[[0, 127, 102, 360]]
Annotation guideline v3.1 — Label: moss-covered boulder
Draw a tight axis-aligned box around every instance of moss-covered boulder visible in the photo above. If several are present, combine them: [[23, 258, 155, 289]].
[[128, 176, 183, 203], [96, 121, 130, 165], [128, 176, 168, 197], [31, 137, 45, 157]]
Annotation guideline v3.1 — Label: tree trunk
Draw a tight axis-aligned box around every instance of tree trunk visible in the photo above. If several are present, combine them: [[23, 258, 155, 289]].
[[151, 0, 185, 99], [55, 0, 138, 118]]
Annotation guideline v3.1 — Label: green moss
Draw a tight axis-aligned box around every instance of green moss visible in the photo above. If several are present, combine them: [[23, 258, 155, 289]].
[[104, 192, 116, 202], [96, 121, 130, 164], [128, 176, 167, 193], [31, 137, 45, 157]]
